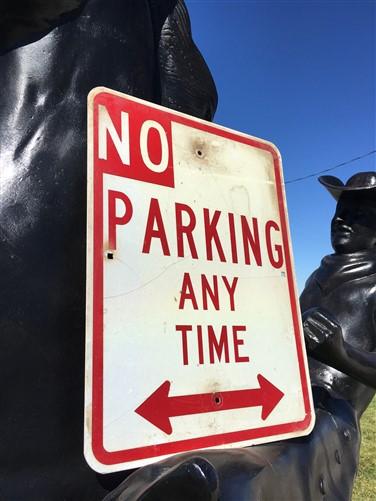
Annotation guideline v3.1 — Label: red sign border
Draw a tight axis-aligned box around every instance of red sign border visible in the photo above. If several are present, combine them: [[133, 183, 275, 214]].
[[87, 87, 314, 467]]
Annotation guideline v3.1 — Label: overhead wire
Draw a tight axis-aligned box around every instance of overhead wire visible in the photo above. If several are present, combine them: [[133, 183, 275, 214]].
[[285, 149, 376, 185]]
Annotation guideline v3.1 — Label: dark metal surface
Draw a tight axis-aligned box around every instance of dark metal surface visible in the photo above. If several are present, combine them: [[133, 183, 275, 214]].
[[1, 0, 374, 498], [0, 1, 216, 499]]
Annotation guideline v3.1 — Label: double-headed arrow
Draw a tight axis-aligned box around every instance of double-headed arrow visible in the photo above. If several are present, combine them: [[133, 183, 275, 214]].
[[135, 374, 284, 434]]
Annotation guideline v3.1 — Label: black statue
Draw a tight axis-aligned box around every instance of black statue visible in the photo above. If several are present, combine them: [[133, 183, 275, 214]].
[[105, 173, 376, 501], [0, 2, 216, 499], [1, 0, 375, 498], [302, 172, 376, 396]]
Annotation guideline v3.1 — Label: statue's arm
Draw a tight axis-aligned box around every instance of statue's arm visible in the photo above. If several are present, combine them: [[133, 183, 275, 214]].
[[303, 308, 376, 389], [0, 0, 86, 53], [340, 342, 376, 388]]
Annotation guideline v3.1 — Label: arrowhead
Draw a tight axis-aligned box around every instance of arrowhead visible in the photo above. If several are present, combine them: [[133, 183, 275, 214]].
[[135, 380, 173, 434], [257, 374, 284, 420]]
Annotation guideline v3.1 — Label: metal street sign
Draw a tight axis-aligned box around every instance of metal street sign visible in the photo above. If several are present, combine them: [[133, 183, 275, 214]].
[[85, 87, 315, 473]]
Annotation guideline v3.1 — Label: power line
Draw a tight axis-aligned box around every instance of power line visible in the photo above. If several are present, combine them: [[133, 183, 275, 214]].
[[285, 149, 376, 185]]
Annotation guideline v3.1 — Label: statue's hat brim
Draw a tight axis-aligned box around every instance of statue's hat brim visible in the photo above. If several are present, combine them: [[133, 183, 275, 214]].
[[318, 172, 376, 201]]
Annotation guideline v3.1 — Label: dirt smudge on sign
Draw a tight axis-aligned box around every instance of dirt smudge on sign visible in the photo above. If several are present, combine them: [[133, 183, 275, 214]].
[[85, 404, 92, 436]]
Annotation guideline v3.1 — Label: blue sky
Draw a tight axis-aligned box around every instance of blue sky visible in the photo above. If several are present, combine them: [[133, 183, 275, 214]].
[[186, 0, 375, 291]]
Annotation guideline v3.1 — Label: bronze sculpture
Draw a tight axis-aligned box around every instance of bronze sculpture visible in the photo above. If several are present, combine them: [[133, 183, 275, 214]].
[[1, 0, 375, 498], [0, 1, 216, 499], [302, 172, 376, 394]]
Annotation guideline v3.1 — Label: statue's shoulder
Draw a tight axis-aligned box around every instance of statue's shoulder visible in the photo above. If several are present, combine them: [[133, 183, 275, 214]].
[[0, 1, 86, 54], [304, 269, 318, 289], [302, 263, 323, 293]]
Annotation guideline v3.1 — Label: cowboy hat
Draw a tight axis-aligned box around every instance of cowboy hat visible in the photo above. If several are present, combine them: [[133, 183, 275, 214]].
[[318, 171, 376, 201]]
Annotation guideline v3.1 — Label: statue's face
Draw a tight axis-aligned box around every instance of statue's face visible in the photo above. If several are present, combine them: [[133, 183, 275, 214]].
[[331, 193, 376, 253]]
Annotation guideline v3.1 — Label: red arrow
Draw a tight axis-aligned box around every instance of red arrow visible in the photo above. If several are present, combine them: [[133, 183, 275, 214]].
[[135, 374, 284, 435]]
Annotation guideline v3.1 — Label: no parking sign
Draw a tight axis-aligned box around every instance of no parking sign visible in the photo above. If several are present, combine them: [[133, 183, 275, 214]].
[[85, 87, 314, 473]]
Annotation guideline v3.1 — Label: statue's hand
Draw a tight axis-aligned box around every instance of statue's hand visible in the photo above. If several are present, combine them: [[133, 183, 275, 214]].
[[302, 307, 346, 364], [103, 456, 219, 501]]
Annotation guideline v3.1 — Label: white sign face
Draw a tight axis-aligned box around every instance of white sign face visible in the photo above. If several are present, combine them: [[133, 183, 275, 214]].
[[85, 87, 314, 473]]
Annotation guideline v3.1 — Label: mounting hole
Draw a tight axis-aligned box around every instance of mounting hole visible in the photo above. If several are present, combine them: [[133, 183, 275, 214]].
[[213, 393, 222, 406], [196, 149, 204, 158], [107, 252, 114, 260]]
